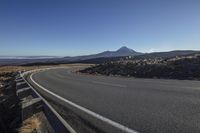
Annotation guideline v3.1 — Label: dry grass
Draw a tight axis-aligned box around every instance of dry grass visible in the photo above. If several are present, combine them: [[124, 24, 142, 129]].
[[0, 63, 92, 74], [0, 66, 47, 74], [0, 63, 92, 84], [18, 115, 41, 133]]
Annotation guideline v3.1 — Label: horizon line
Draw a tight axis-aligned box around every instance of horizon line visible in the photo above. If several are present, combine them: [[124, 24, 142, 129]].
[[0, 48, 199, 57]]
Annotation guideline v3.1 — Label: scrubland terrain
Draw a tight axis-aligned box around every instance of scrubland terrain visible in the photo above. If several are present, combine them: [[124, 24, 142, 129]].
[[80, 53, 200, 80]]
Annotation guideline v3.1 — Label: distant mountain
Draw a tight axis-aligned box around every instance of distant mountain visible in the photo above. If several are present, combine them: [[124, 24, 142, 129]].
[[64, 46, 142, 61], [0, 46, 200, 66], [63, 47, 200, 62], [96, 46, 142, 57]]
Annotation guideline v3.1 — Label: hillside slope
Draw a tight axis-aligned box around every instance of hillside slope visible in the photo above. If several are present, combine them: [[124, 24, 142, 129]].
[[80, 53, 200, 80]]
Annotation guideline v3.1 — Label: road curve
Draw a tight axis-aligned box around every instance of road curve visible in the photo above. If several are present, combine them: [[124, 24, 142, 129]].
[[29, 68, 200, 133]]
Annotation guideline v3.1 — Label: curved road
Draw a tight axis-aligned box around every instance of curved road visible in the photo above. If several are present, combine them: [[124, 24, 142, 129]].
[[29, 68, 200, 133]]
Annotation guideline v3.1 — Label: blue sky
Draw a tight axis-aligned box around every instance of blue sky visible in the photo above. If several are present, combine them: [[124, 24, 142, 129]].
[[0, 0, 200, 56]]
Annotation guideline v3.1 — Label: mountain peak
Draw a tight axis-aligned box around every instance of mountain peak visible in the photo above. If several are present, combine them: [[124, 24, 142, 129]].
[[119, 46, 129, 49], [64, 46, 142, 61], [117, 46, 134, 52]]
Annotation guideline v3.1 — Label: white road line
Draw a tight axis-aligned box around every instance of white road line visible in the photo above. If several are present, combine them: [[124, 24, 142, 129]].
[[92, 81, 127, 88], [30, 73, 138, 133], [22, 71, 76, 133]]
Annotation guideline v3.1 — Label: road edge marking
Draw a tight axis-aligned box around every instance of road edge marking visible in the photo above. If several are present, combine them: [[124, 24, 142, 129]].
[[22, 71, 76, 133], [30, 72, 138, 133]]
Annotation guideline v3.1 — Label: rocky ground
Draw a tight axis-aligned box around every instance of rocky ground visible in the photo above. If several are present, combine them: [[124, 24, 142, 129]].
[[80, 54, 200, 80], [0, 71, 20, 133]]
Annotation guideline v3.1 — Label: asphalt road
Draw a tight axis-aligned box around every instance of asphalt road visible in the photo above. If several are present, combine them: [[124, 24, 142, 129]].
[[30, 68, 200, 133]]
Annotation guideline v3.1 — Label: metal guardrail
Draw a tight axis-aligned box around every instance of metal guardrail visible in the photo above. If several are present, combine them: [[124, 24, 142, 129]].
[[19, 69, 76, 133]]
